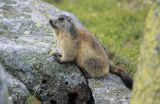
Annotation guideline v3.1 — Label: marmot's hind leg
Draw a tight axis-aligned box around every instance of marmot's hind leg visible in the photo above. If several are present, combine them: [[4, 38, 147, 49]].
[[84, 58, 109, 77]]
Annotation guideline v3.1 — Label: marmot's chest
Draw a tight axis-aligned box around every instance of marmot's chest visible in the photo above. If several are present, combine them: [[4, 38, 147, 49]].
[[59, 36, 73, 45], [57, 35, 80, 49]]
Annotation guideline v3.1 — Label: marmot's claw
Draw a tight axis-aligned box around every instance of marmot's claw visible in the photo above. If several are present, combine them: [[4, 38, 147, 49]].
[[53, 52, 62, 57]]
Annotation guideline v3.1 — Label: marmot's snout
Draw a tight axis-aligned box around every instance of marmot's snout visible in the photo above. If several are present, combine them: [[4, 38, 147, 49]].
[[49, 19, 57, 29], [49, 19, 53, 24]]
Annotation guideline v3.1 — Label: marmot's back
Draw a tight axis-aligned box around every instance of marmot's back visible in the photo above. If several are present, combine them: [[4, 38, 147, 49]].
[[76, 29, 110, 77]]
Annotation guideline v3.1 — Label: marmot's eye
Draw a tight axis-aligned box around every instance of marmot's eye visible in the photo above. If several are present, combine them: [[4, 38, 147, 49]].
[[58, 17, 64, 21]]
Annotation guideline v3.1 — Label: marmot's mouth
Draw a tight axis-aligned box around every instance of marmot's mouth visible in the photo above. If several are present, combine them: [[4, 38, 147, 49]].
[[49, 19, 57, 29], [51, 24, 57, 28]]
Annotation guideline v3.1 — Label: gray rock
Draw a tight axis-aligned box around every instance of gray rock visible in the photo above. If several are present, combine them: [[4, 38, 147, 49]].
[[5, 71, 30, 104], [88, 74, 131, 104], [0, 0, 93, 103], [0, 64, 9, 104], [0, 0, 131, 104], [1, 63, 29, 104]]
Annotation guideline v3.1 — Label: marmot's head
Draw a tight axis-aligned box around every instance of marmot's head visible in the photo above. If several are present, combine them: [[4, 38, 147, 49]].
[[49, 15, 74, 33]]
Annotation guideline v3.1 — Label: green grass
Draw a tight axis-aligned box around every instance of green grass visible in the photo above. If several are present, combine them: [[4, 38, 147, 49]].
[[43, 0, 150, 75]]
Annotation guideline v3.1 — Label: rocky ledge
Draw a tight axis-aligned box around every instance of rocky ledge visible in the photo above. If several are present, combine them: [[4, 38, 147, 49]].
[[0, 0, 130, 104]]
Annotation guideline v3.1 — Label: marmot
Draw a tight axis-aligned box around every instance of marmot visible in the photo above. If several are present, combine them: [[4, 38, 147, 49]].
[[49, 14, 133, 89]]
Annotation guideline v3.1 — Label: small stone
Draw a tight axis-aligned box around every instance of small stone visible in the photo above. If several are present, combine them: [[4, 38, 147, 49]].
[[14, 36, 19, 39], [155, 46, 160, 54], [156, 34, 160, 41], [154, 11, 159, 17], [24, 31, 31, 35]]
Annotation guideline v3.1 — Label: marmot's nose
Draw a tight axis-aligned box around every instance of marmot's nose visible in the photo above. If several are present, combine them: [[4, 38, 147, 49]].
[[49, 19, 53, 24]]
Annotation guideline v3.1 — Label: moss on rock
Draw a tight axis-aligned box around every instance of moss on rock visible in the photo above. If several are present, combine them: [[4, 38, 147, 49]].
[[131, 2, 160, 104]]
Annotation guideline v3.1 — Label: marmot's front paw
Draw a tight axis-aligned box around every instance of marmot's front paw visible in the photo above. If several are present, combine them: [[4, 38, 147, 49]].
[[54, 56, 64, 64]]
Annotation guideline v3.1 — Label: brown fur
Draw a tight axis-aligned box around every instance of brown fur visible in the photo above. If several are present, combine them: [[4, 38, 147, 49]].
[[76, 28, 109, 77], [54, 27, 109, 77], [49, 15, 133, 89]]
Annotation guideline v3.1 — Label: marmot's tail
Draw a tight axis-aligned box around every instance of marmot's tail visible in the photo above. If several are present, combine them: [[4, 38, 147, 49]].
[[109, 65, 133, 90]]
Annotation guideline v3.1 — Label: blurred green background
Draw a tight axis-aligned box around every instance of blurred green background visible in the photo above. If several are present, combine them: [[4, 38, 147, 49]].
[[43, 0, 151, 75]]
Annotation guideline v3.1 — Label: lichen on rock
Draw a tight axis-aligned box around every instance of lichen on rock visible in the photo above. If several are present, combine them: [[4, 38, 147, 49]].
[[131, 1, 160, 104]]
